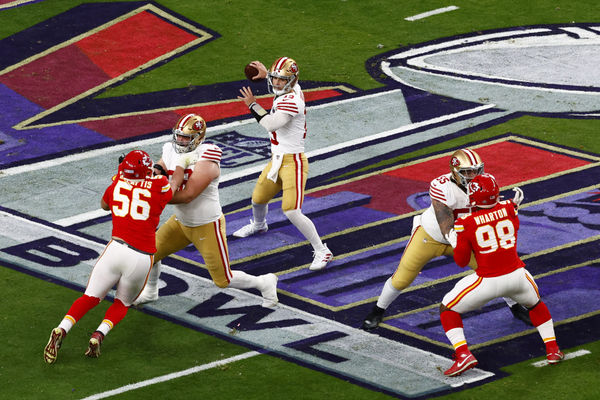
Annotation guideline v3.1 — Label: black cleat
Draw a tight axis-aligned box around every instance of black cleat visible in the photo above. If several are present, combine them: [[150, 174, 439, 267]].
[[361, 306, 385, 331], [510, 304, 533, 326]]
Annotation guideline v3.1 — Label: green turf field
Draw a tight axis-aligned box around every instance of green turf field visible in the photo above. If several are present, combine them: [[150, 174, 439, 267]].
[[1, 1, 599, 399]]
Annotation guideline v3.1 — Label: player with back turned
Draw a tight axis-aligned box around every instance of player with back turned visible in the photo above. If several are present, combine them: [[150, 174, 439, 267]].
[[440, 173, 563, 376]]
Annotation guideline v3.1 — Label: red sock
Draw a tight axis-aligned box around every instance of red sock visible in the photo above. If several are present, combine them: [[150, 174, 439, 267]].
[[66, 295, 100, 321], [529, 301, 551, 327], [103, 299, 129, 327], [441, 310, 463, 331]]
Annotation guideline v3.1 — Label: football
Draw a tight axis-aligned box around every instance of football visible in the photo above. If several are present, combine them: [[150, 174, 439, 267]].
[[244, 63, 264, 82]]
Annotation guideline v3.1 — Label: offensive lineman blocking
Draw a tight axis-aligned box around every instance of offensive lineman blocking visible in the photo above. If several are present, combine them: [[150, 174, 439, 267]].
[[134, 113, 278, 308], [234, 57, 333, 271], [362, 148, 530, 330]]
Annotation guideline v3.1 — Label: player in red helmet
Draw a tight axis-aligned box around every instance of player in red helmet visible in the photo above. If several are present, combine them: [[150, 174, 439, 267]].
[[362, 149, 529, 331], [440, 173, 563, 376], [44, 150, 176, 363]]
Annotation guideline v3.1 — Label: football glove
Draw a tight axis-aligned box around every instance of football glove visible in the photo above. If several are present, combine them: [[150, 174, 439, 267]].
[[512, 187, 524, 207], [175, 152, 198, 169], [444, 229, 457, 248]]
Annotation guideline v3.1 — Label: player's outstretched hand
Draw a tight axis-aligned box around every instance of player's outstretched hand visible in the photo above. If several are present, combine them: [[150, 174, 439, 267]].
[[445, 229, 457, 248]]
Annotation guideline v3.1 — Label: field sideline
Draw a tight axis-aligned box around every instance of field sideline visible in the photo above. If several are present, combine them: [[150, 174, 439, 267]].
[[1, 1, 599, 399]]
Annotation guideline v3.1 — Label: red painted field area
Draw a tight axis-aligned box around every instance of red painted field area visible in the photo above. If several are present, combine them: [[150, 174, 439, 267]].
[[311, 141, 592, 215]]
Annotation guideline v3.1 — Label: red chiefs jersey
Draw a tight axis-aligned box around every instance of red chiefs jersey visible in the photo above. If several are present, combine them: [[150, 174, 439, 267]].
[[102, 174, 172, 253], [453, 200, 525, 277]]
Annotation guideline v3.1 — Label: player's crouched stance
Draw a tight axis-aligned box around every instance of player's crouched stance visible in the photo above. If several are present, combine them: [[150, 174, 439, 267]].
[[44, 150, 174, 364], [440, 174, 563, 377]]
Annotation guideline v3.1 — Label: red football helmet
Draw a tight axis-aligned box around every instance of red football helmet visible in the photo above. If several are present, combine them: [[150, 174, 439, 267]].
[[120, 150, 153, 179], [468, 173, 500, 208]]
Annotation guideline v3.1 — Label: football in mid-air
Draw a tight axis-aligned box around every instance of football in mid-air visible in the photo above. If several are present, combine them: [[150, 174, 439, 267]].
[[244, 63, 264, 82]]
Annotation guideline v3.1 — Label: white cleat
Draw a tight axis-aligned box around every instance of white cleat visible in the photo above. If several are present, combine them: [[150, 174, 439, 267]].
[[309, 244, 333, 271], [260, 273, 279, 308], [133, 284, 159, 306], [233, 219, 268, 238]]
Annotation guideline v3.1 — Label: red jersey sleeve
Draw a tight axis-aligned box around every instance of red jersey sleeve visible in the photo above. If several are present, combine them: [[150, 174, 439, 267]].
[[453, 216, 472, 267]]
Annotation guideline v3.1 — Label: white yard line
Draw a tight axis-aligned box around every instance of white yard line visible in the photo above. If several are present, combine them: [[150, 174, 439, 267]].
[[531, 349, 591, 367], [405, 6, 459, 21], [79, 351, 260, 400]]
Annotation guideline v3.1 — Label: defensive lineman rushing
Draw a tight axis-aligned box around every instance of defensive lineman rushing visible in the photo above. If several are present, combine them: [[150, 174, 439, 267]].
[[44, 150, 175, 363], [134, 113, 278, 308], [234, 57, 333, 271], [441, 173, 563, 376], [361, 148, 531, 330]]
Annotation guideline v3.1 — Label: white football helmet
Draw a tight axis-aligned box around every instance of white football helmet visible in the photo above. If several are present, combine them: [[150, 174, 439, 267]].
[[449, 148, 484, 188], [172, 114, 206, 153], [267, 57, 299, 96]]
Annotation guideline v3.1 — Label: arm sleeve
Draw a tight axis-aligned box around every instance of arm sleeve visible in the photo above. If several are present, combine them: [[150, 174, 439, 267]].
[[259, 111, 292, 132], [452, 221, 472, 267]]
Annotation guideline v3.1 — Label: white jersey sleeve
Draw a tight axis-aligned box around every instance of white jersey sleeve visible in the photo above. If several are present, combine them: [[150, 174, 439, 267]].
[[162, 143, 223, 226], [420, 173, 472, 243], [268, 84, 306, 154]]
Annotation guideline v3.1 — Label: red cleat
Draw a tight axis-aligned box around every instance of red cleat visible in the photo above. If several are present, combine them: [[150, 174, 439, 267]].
[[85, 331, 104, 358], [444, 351, 478, 377], [546, 350, 564, 364]]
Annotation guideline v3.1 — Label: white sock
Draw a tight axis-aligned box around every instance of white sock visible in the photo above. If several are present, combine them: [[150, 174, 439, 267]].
[[252, 202, 268, 225], [96, 320, 112, 336], [376, 278, 402, 309], [58, 317, 75, 333], [229, 270, 262, 290], [284, 209, 325, 251], [446, 327, 467, 350]]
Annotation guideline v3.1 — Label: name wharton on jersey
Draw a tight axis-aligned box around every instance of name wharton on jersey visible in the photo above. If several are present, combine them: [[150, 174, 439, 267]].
[[210, 132, 271, 168]]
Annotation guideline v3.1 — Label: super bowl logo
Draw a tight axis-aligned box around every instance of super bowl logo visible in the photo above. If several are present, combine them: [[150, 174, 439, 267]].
[[374, 24, 600, 114], [451, 156, 460, 167]]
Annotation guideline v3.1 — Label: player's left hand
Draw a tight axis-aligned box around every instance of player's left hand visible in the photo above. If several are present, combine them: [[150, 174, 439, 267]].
[[512, 187, 524, 206], [238, 86, 257, 106]]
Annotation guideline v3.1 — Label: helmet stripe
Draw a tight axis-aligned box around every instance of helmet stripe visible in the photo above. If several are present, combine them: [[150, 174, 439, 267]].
[[274, 57, 288, 72], [462, 148, 478, 166], [177, 114, 195, 130]]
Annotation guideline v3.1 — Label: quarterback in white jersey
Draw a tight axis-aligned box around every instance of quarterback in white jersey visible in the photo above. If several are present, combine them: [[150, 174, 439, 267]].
[[361, 148, 531, 331], [234, 57, 333, 271], [133, 113, 278, 309]]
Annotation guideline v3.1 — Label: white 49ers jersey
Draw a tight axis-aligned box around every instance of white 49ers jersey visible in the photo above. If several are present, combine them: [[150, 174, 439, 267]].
[[420, 173, 473, 243], [269, 84, 306, 154], [161, 142, 222, 226]]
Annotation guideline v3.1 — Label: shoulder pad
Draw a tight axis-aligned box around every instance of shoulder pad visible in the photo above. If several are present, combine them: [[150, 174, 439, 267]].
[[199, 143, 222, 163]]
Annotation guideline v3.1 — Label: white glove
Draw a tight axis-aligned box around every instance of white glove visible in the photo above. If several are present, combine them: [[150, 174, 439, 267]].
[[175, 152, 198, 169], [512, 187, 524, 207], [444, 229, 457, 248]]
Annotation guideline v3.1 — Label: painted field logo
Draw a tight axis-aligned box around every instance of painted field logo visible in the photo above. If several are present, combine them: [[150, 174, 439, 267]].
[[377, 24, 600, 114]]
